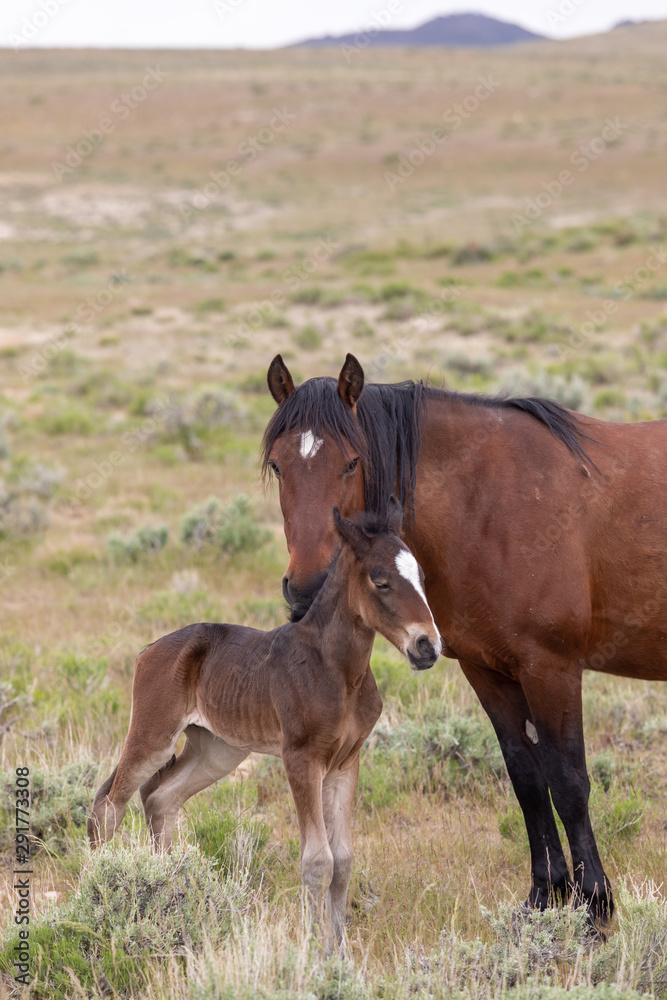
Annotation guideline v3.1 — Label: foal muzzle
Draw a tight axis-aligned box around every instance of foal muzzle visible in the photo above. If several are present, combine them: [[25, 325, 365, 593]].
[[407, 634, 441, 671]]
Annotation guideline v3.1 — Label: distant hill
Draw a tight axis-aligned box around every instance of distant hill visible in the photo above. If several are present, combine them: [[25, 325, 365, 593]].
[[293, 12, 545, 49]]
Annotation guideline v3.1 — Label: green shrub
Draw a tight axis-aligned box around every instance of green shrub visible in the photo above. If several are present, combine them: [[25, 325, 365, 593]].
[[107, 524, 168, 564], [193, 810, 271, 877], [565, 229, 600, 253], [179, 495, 271, 554], [132, 389, 243, 457], [451, 241, 496, 265], [37, 402, 100, 436], [593, 388, 627, 410], [0, 843, 248, 998], [0, 459, 62, 537], [352, 317, 375, 340], [640, 286, 667, 301], [195, 297, 225, 314], [235, 596, 285, 628], [590, 751, 616, 792], [0, 760, 101, 855], [45, 347, 84, 376], [592, 879, 667, 995], [591, 784, 645, 845], [358, 713, 505, 809], [62, 250, 100, 269], [498, 798, 529, 845], [398, 902, 595, 997], [138, 588, 221, 630], [290, 285, 323, 305], [295, 324, 322, 350], [376, 280, 415, 300]]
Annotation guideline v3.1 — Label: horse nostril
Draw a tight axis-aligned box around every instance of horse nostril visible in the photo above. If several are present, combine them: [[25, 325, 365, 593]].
[[281, 576, 291, 603], [416, 635, 435, 658]]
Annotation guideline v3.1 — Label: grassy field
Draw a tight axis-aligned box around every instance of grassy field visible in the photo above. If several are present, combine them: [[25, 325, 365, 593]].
[[1, 23, 667, 998]]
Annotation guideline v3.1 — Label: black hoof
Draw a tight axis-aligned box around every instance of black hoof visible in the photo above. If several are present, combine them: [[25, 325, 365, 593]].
[[525, 880, 572, 911], [571, 884, 614, 927]]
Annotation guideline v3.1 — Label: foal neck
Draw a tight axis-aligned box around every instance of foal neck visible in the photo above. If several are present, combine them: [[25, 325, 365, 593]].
[[302, 545, 374, 678]]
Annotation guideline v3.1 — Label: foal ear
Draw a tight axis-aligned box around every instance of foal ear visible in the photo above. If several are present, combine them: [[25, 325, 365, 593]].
[[333, 506, 370, 557], [337, 353, 364, 411], [386, 495, 404, 537], [267, 354, 295, 405]]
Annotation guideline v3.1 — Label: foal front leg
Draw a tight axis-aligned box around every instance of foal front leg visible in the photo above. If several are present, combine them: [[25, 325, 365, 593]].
[[322, 756, 359, 949], [283, 750, 334, 947]]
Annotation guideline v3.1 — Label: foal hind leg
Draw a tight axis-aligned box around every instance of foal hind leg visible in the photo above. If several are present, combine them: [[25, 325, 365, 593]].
[[140, 725, 249, 850], [322, 756, 359, 950], [459, 659, 573, 909], [88, 729, 182, 846]]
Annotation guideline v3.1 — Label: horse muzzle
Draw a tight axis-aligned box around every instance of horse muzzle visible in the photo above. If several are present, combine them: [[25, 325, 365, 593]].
[[406, 633, 442, 671], [282, 572, 329, 623]]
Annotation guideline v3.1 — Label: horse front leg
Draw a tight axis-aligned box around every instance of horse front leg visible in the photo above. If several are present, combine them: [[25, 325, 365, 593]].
[[283, 750, 335, 949], [322, 755, 359, 951], [459, 658, 573, 910], [519, 661, 613, 923]]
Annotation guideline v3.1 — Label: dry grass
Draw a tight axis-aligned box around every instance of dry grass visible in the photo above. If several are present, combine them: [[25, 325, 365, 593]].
[[0, 25, 666, 998]]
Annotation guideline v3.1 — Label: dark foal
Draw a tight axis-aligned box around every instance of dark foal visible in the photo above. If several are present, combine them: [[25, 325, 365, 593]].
[[263, 352, 667, 924], [88, 503, 440, 947]]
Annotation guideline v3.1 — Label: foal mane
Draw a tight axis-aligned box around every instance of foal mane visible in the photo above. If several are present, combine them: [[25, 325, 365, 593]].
[[262, 377, 595, 518]]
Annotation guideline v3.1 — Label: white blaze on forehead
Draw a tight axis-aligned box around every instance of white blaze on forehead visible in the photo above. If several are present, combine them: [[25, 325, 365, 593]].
[[299, 430, 324, 460]]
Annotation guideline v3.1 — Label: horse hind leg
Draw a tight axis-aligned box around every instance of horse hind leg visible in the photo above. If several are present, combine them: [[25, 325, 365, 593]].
[[140, 725, 249, 851], [88, 733, 182, 847]]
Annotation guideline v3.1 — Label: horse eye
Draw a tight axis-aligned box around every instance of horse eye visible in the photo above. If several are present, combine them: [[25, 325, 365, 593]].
[[268, 461, 281, 478], [344, 458, 359, 475]]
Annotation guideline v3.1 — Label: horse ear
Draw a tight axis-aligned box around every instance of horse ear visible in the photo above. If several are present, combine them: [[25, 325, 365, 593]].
[[333, 507, 370, 557], [267, 354, 295, 405], [386, 495, 404, 537], [337, 353, 364, 411]]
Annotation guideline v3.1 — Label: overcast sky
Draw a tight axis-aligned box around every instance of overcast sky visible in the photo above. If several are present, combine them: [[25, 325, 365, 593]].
[[3, 0, 667, 49]]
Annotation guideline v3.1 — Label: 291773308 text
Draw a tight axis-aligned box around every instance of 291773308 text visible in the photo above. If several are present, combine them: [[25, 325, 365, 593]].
[[12, 767, 31, 987]]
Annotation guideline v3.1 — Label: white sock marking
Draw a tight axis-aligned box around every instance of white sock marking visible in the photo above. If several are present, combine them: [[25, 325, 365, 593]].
[[300, 430, 324, 460]]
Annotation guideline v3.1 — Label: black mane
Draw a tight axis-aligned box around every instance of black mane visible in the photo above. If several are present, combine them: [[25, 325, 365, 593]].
[[424, 387, 596, 469], [262, 379, 594, 518], [262, 377, 424, 520]]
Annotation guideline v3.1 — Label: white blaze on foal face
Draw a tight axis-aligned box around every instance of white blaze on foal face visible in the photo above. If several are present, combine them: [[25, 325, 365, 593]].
[[299, 430, 324, 460], [395, 548, 429, 604], [395, 548, 440, 651]]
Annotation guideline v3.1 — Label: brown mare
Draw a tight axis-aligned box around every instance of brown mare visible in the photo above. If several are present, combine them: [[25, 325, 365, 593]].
[[88, 502, 440, 947], [263, 353, 667, 923]]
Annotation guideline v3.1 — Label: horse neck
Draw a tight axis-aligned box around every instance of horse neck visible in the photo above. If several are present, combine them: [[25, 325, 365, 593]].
[[420, 392, 506, 472], [303, 546, 375, 681]]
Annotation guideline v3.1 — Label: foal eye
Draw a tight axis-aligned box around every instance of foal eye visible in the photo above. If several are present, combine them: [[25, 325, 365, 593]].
[[373, 579, 390, 591], [344, 458, 359, 475]]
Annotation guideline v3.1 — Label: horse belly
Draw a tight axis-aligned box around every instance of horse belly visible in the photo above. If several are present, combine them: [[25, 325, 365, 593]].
[[190, 675, 283, 757], [584, 629, 667, 682]]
